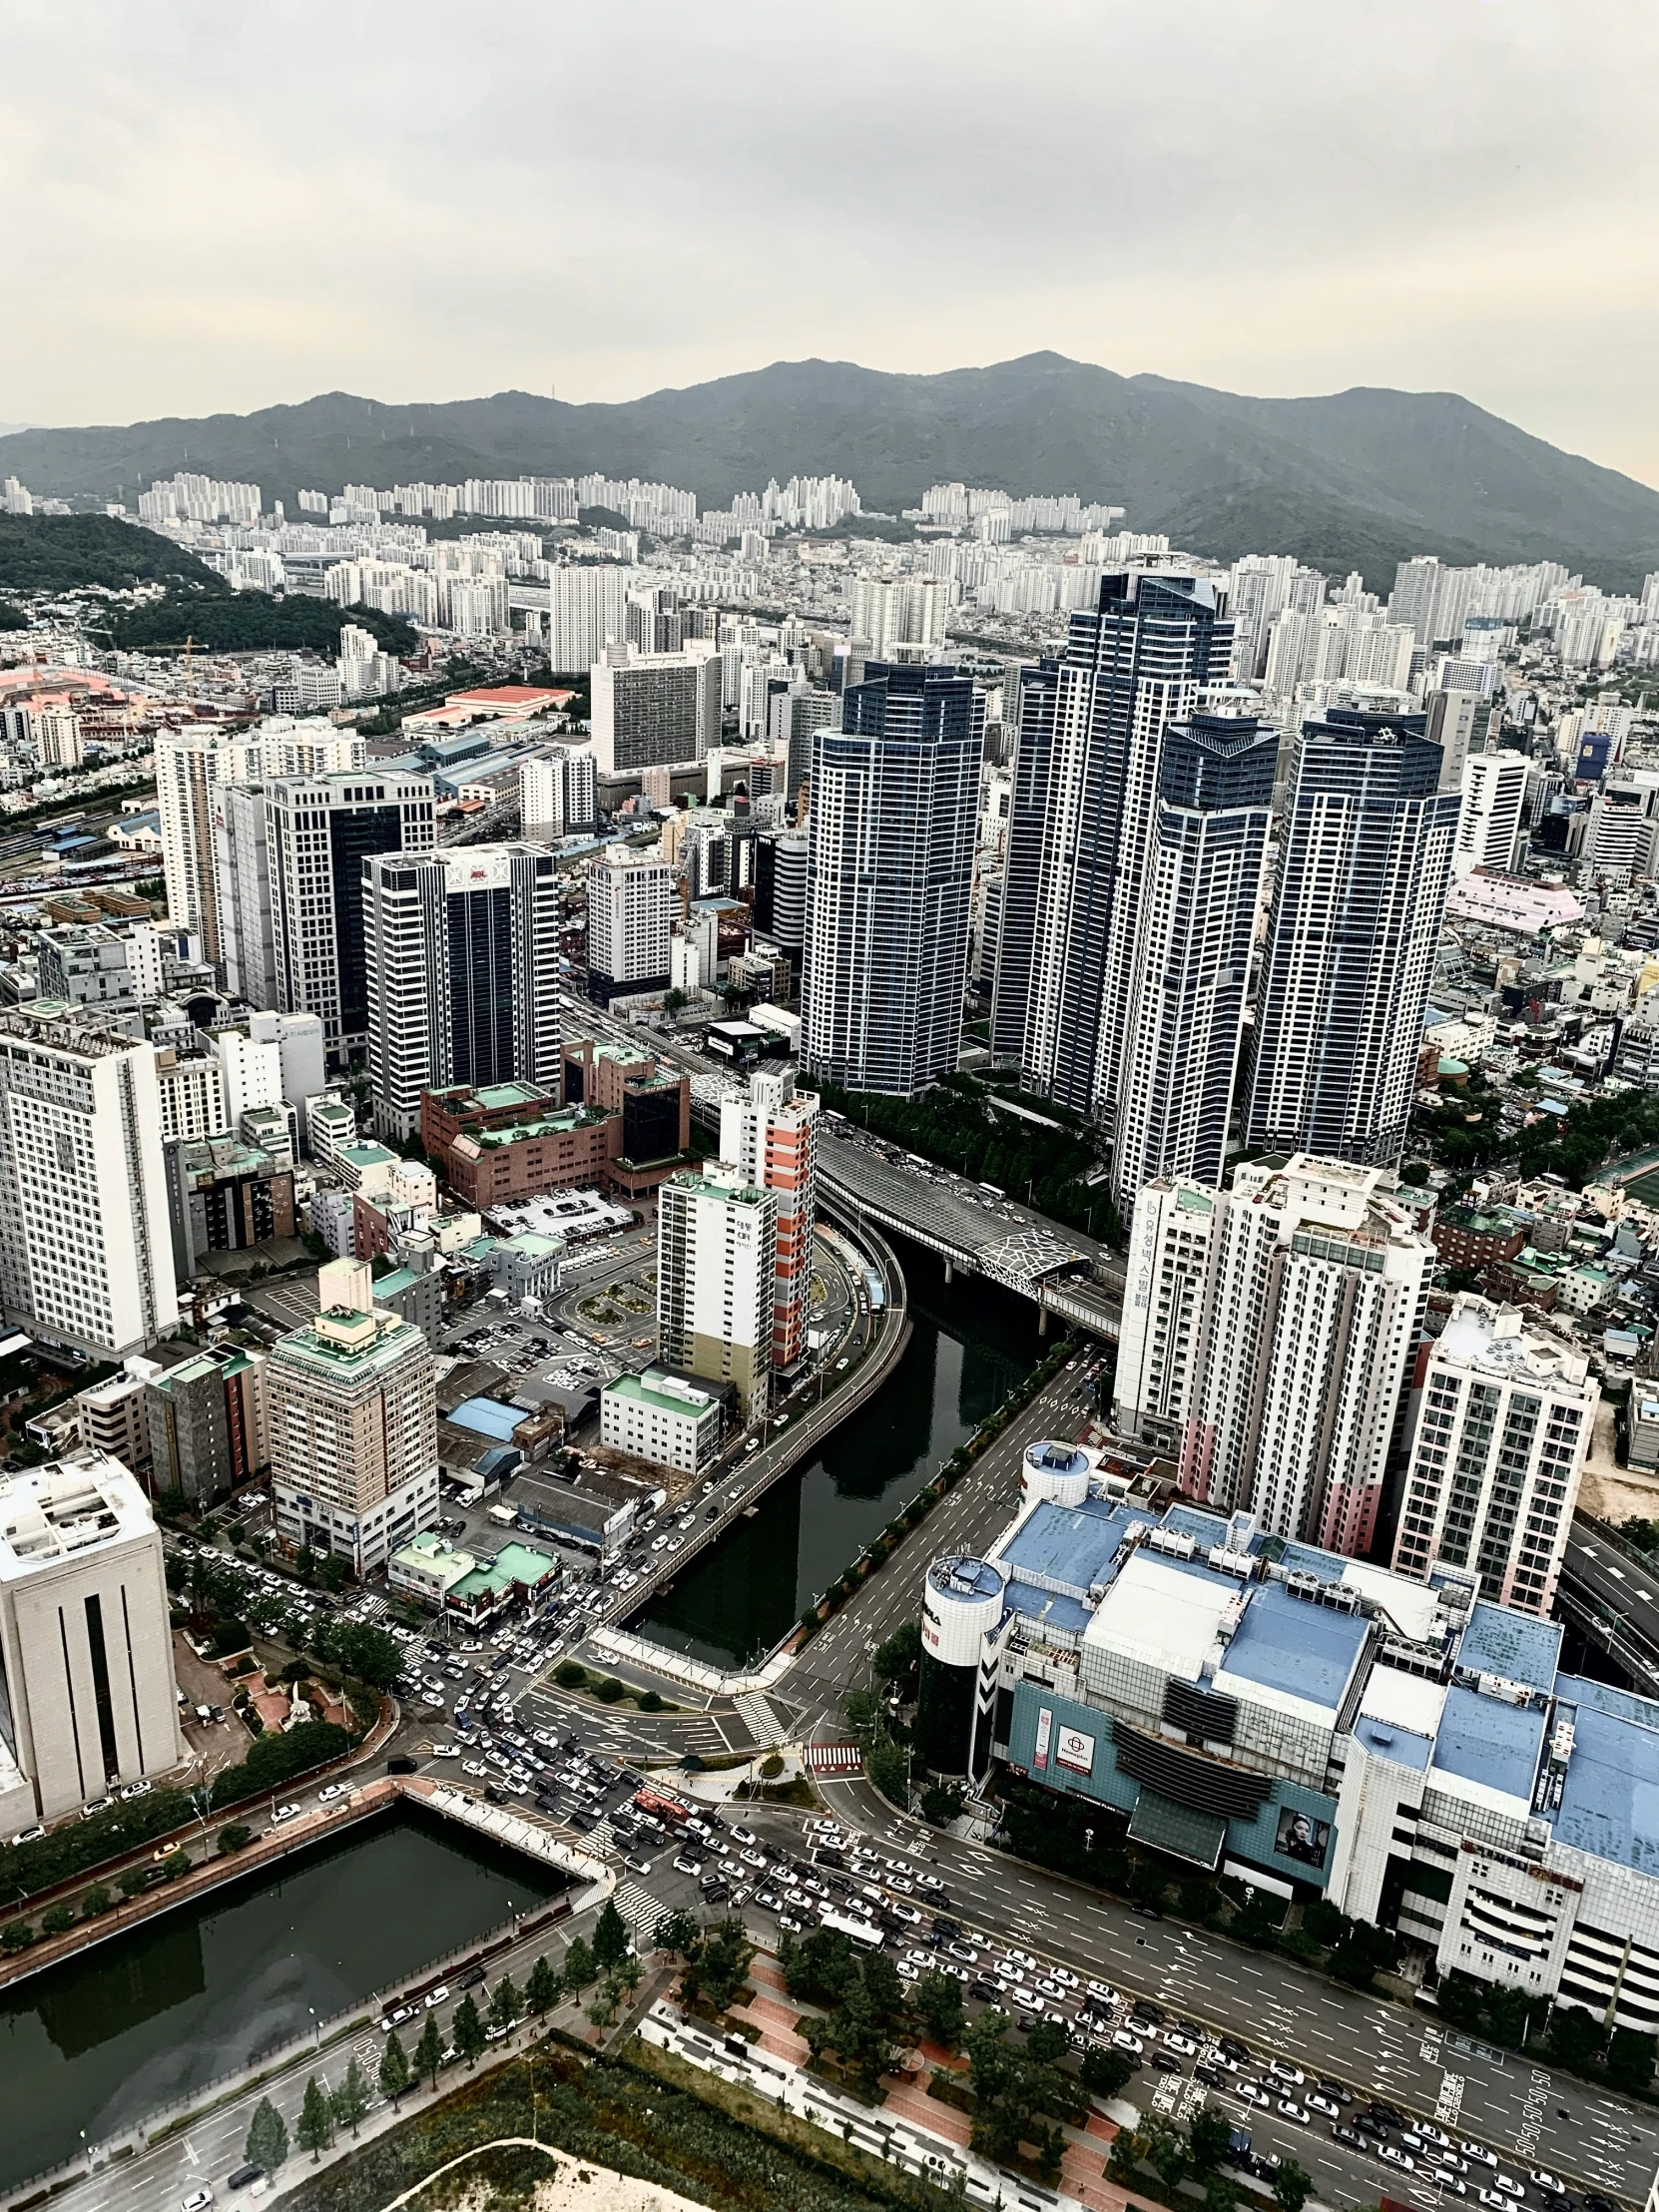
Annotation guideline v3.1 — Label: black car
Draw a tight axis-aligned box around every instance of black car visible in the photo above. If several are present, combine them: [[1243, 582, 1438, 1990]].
[[569, 1808, 599, 1831], [1219, 2036, 1251, 2062], [1131, 1903, 1162, 1920], [701, 1880, 732, 1904], [1195, 2063, 1230, 2088], [1331, 2126, 1366, 2149], [227, 2166, 264, 2191], [1151, 2053, 1182, 2073], [968, 1979, 1000, 2003], [1317, 2079, 1351, 2104], [1131, 2002, 1166, 2026], [932, 1916, 963, 1939], [456, 1965, 485, 1988], [1369, 2103, 1406, 2130]]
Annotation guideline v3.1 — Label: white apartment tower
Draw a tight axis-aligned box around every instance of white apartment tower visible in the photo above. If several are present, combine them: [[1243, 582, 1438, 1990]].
[[585, 845, 674, 1005], [0, 1010, 179, 1358], [0, 1452, 184, 1826], [1454, 751, 1530, 877], [156, 727, 227, 959], [1115, 1156, 1434, 1557], [590, 644, 723, 776], [719, 1068, 820, 1370], [656, 1169, 778, 1424], [848, 576, 948, 660], [1392, 1295, 1596, 1615], [520, 748, 598, 838], [362, 844, 562, 1141], [548, 564, 630, 675], [266, 770, 436, 1069]]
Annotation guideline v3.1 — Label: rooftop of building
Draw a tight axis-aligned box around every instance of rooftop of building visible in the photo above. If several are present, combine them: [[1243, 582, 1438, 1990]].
[[1213, 1580, 1371, 1718], [605, 1369, 720, 1418], [1430, 1682, 1547, 1806], [178, 1134, 284, 1184], [1455, 1599, 1564, 1692], [1432, 1297, 1592, 1390], [272, 1304, 427, 1380], [446, 1394, 525, 1443], [0, 1450, 156, 1574]]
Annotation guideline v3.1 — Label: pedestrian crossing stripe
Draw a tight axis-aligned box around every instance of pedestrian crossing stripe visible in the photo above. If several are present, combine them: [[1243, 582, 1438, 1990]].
[[808, 1743, 864, 1774], [614, 1882, 665, 1941]]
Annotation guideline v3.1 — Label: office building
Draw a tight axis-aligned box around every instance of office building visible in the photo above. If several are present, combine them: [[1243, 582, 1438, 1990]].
[[35, 925, 138, 1019], [0, 1451, 184, 1827], [1392, 1295, 1596, 1615], [1243, 707, 1458, 1168], [266, 769, 436, 1069], [267, 1280, 438, 1573], [590, 644, 722, 776], [917, 1478, 1659, 2040], [0, 1009, 178, 1358], [154, 1049, 230, 1145], [753, 830, 808, 968], [600, 1369, 723, 1476], [720, 1067, 820, 1370], [74, 1368, 154, 1480], [991, 574, 1235, 1197], [801, 663, 978, 1096], [585, 845, 674, 1004], [146, 1344, 269, 1503], [657, 1168, 777, 1424], [1423, 687, 1483, 797], [363, 844, 561, 1141], [1115, 1156, 1433, 1556], [520, 747, 598, 838], [1454, 751, 1530, 877], [548, 564, 630, 675]]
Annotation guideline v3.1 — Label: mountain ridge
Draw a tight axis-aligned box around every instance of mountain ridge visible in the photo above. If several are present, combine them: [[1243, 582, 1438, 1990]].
[[3, 353, 1655, 590]]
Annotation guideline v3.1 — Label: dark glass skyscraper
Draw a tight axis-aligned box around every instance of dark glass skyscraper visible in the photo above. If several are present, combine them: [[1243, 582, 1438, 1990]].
[[1243, 706, 1458, 1166], [800, 663, 978, 1096]]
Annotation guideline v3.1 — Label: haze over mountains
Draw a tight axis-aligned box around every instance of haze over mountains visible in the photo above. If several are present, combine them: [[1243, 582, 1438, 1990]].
[[4, 352, 1657, 590]]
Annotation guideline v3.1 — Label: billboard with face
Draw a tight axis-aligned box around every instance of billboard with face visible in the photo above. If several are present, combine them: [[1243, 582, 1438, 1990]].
[[1276, 1807, 1331, 1870]]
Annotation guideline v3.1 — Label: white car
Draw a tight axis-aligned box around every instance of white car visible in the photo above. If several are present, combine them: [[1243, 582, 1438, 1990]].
[[269, 1803, 302, 1826], [1112, 2028, 1143, 2053], [316, 1783, 349, 1804], [463, 1760, 489, 1778], [424, 1983, 449, 2008], [431, 1743, 459, 1758], [181, 2191, 214, 2212], [1269, 2059, 1305, 2085], [120, 1781, 154, 1801]]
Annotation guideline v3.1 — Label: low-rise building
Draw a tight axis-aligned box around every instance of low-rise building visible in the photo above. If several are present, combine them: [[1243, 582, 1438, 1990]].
[[163, 1135, 296, 1277], [601, 1368, 723, 1475], [388, 1528, 479, 1609]]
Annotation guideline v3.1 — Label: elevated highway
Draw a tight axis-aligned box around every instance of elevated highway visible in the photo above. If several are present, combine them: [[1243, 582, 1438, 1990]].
[[1556, 1512, 1659, 1690]]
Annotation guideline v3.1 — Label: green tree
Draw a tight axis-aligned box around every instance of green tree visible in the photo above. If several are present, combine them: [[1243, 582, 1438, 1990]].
[[1189, 2105, 1234, 2177], [218, 1823, 253, 1854], [1025, 2018, 1070, 2066], [554, 1659, 587, 1689], [653, 1909, 701, 1959], [1274, 2161, 1314, 2212], [1144, 2116, 1189, 2190], [245, 2095, 288, 2172], [1205, 2175, 1240, 2212], [119, 1864, 150, 1897], [310, 1617, 401, 1690], [843, 1688, 885, 1746], [687, 1918, 755, 2014], [414, 2012, 445, 2088], [1107, 2126, 1145, 2184], [1608, 2026, 1656, 2094], [592, 1897, 630, 1970], [330, 2055, 371, 2137], [526, 1954, 559, 2015], [452, 1991, 487, 2066], [81, 1884, 113, 1918], [919, 1782, 965, 1828], [866, 1738, 909, 1807], [912, 1970, 965, 2049], [489, 1971, 522, 2030], [40, 1903, 75, 1936], [871, 1620, 922, 1694], [0, 1919, 32, 1951], [378, 2030, 411, 2108], [562, 1935, 596, 1994], [1547, 2003, 1604, 2073], [297, 2075, 333, 2161], [1079, 2044, 1132, 2099]]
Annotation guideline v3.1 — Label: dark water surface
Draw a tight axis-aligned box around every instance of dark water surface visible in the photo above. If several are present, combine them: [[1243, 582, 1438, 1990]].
[[0, 1808, 563, 2190], [636, 1239, 1042, 1669]]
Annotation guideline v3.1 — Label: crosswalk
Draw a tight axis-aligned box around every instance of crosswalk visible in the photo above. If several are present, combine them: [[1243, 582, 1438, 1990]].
[[807, 1742, 864, 1775], [736, 1693, 785, 1746], [613, 1880, 667, 1943]]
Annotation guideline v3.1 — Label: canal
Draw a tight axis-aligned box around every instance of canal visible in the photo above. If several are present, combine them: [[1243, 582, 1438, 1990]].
[[0, 1807, 565, 2192], [635, 1236, 1043, 1670]]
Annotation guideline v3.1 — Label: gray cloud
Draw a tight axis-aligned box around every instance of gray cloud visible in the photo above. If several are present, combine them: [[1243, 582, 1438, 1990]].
[[2, 0, 1655, 485]]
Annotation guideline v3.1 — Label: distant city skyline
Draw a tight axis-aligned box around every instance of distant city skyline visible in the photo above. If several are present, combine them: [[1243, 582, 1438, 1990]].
[[1, 2, 1655, 483]]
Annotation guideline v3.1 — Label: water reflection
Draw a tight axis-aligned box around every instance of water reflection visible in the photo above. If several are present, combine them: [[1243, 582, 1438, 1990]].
[[637, 1240, 1039, 1670]]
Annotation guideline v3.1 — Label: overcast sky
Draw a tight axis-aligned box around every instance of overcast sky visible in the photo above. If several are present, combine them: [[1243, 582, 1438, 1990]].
[[3, 0, 1656, 483]]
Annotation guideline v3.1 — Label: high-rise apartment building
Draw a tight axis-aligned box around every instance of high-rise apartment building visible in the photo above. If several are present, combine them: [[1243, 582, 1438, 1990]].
[[266, 769, 436, 1069], [520, 748, 598, 838], [1423, 687, 1483, 797], [362, 844, 561, 1140], [801, 662, 978, 1096], [548, 564, 629, 675], [585, 845, 674, 1005], [1454, 751, 1529, 877], [1243, 707, 1458, 1168], [1116, 1156, 1433, 1556], [159, 721, 365, 970], [590, 644, 722, 775], [0, 1451, 184, 1827], [720, 1068, 820, 1370], [210, 783, 276, 1005], [657, 1169, 777, 1424], [848, 576, 948, 660], [1392, 1295, 1595, 1616], [0, 1009, 178, 1358], [991, 573, 1235, 1196], [267, 1265, 438, 1572]]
